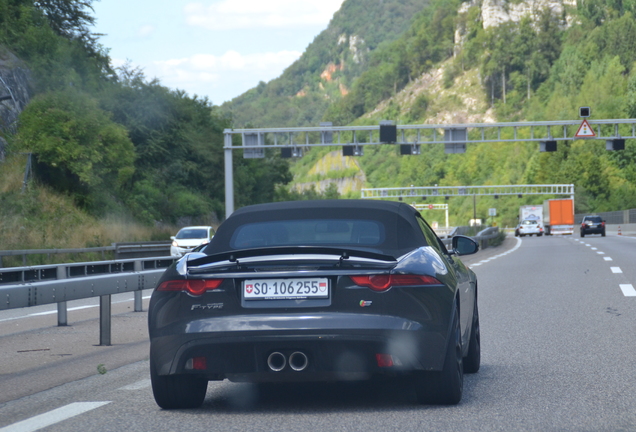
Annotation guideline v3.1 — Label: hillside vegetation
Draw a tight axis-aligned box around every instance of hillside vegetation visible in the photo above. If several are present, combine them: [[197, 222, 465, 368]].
[[222, 0, 431, 128], [0, 0, 300, 254], [285, 0, 636, 227], [3, 0, 636, 255]]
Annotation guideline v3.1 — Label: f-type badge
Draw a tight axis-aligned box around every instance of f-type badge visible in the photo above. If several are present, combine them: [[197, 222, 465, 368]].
[[191, 303, 224, 310], [359, 300, 372, 307]]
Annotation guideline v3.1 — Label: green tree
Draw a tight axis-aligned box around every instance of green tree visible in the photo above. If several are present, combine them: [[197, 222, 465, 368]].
[[17, 90, 135, 210]]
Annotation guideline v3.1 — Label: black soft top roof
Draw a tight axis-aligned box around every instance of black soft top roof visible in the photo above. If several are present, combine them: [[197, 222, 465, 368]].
[[205, 200, 428, 258]]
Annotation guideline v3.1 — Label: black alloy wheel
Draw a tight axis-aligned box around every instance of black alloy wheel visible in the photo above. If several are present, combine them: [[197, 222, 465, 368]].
[[415, 302, 463, 405], [463, 298, 481, 374], [150, 359, 208, 409]]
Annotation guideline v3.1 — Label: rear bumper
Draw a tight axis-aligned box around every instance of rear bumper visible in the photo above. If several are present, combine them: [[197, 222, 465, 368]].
[[150, 326, 448, 382], [548, 225, 574, 235], [581, 227, 605, 234]]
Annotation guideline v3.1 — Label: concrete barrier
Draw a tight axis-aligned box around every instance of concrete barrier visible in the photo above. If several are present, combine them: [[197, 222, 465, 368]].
[[605, 224, 636, 236]]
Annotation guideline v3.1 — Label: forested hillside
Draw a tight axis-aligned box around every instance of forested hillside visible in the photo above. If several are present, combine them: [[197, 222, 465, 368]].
[[0, 0, 302, 254], [222, 0, 430, 128], [286, 0, 636, 227], [4, 0, 636, 250], [0, 0, 290, 233]]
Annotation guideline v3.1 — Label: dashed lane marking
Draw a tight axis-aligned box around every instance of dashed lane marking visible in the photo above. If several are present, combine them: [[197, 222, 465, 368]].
[[620, 284, 636, 297], [0, 402, 111, 432], [572, 238, 634, 297]]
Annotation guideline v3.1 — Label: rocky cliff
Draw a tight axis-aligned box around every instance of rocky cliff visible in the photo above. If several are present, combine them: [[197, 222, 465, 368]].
[[0, 47, 31, 159]]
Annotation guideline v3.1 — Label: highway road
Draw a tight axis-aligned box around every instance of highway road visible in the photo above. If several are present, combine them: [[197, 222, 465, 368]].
[[1, 234, 636, 431]]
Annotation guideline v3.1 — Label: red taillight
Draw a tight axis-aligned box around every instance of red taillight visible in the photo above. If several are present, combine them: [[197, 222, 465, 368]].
[[157, 279, 223, 296], [376, 353, 394, 367], [350, 274, 442, 292]]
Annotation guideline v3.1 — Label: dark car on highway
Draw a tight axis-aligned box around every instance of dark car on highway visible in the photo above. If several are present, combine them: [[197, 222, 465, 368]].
[[580, 215, 605, 237], [148, 200, 480, 408]]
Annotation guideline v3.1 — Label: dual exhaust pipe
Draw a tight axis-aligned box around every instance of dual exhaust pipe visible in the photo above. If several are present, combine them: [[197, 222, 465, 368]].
[[267, 351, 309, 372]]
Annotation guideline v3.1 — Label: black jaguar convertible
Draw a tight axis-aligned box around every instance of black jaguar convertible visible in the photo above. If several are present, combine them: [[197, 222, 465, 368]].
[[148, 200, 480, 409]]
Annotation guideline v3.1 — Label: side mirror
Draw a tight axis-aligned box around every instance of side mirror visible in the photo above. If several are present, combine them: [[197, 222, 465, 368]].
[[451, 235, 479, 256], [170, 236, 176, 240]]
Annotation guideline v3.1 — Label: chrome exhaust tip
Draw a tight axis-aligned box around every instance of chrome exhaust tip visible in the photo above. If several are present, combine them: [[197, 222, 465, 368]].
[[289, 351, 309, 371], [267, 352, 286, 372]]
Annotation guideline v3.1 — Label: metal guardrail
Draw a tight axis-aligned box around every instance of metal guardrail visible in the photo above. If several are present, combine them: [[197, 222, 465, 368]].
[[0, 241, 171, 267], [0, 256, 175, 345], [440, 226, 500, 249]]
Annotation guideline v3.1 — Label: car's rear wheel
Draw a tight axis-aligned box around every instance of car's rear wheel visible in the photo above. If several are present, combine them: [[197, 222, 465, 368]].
[[463, 299, 480, 374], [415, 303, 463, 405], [150, 360, 208, 409], [581, 231, 585, 237], [602, 230, 606, 237]]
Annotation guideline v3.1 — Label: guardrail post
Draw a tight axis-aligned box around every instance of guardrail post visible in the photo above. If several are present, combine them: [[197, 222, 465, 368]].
[[134, 260, 143, 312], [56, 265, 68, 326], [99, 294, 111, 346]]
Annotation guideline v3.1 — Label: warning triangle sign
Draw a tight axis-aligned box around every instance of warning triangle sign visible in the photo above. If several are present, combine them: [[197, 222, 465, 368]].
[[575, 119, 596, 138]]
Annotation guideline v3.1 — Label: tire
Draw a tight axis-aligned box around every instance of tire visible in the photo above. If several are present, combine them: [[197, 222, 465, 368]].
[[150, 359, 208, 409], [415, 303, 463, 405], [463, 298, 480, 374], [602, 230, 606, 237], [581, 231, 585, 237]]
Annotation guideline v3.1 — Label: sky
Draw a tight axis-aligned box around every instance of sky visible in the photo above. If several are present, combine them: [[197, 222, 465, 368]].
[[91, 0, 346, 105]]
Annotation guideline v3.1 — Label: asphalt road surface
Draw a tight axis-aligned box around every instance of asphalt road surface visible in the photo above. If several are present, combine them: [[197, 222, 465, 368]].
[[1, 234, 636, 431]]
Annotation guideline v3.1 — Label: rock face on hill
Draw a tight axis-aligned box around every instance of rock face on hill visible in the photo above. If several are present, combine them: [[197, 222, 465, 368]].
[[0, 47, 31, 159], [459, 0, 576, 29]]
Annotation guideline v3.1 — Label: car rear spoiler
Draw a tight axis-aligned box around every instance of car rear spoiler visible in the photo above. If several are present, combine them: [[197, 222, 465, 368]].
[[187, 246, 397, 267]]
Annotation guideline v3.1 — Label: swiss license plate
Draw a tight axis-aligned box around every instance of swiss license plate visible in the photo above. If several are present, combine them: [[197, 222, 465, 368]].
[[243, 278, 329, 300]]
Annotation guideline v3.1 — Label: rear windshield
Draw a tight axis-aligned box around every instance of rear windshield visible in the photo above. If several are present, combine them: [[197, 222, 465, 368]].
[[585, 216, 602, 223], [206, 204, 425, 257], [230, 220, 384, 249], [176, 228, 208, 239], [522, 220, 538, 225]]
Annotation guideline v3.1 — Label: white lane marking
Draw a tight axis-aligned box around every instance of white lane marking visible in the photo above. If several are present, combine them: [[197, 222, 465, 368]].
[[0, 296, 153, 323], [604, 257, 613, 261], [611, 267, 623, 274], [0, 402, 110, 432], [591, 247, 598, 250], [585, 244, 591, 247], [620, 284, 636, 297], [468, 237, 522, 269], [119, 379, 151, 391], [597, 251, 605, 255]]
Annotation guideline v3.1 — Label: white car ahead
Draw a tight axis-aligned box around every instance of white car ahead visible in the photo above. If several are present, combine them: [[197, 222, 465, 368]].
[[170, 226, 215, 257], [515, 219, 543, 237]]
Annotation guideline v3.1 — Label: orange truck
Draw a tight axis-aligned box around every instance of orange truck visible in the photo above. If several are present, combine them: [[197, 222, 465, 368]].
[[543, 199, 574, 235]]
